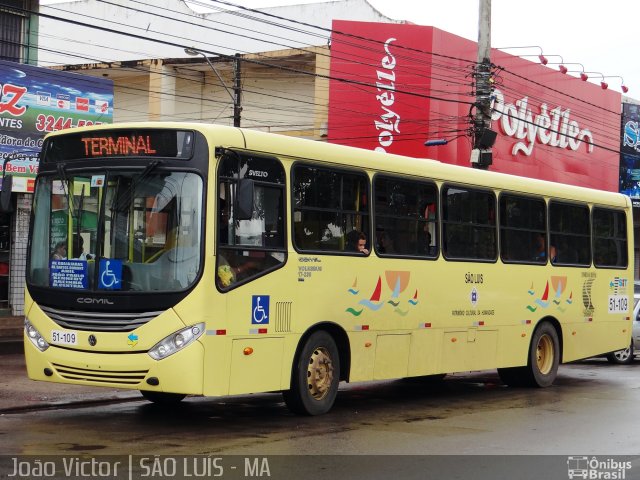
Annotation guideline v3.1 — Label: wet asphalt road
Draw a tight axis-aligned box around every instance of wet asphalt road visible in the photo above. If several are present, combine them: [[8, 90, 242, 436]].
[[2, 357, 640, 457]]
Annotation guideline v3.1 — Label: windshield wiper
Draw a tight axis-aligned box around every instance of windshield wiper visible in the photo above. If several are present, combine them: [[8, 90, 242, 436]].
[[113, 160, 162, 212], [56, 162, 76, 220]]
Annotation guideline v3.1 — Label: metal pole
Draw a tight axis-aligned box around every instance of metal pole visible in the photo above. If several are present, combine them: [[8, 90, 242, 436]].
[[473, 0, 493, 169], [184, 48, 241, 127], [233, 53, 242, 128]]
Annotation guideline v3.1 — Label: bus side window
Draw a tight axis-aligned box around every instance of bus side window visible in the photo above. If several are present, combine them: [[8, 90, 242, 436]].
[[373, 175, 437, 258], [293, 164, 370, 254], [216, 152, 287, 289], [442, 185, 496, 261], [549, 201, 590, 266], [499, 194, 546, 264]]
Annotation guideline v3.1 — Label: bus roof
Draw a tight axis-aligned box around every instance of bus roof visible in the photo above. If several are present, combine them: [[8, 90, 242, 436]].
[[44, 122, 630, 209]]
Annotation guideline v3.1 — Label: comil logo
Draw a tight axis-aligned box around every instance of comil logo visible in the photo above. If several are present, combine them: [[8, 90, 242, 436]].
[[567, 456, 632, 479]]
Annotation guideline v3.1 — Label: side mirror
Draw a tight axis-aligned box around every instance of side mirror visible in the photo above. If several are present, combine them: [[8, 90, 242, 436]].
[[0, 175, 13, 213], [236, 179, 254, 220]]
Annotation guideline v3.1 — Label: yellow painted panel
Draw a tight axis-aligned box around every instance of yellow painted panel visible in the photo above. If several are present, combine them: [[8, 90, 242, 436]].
[[562, 320, 631, 362], [24, 336, 205, 395], [347, 332, 376, 382], [469, 330, 498, 370], [229, 337, 284, 394], [407, 329, 442, 376], [374, 334, 410, 380], [442, 331, 467, 373]]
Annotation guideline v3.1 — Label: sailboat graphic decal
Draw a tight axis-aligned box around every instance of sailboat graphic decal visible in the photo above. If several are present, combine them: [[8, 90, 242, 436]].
[[387, 276, 402, 307], [348, 277, 359, 295], [346, 271, 418, 316], [408, 290, 419, 306], [552, 279, 563, 305], [525, 276, 571, 312], [535, 281, 550, 308], [358, 276, 385, 311]]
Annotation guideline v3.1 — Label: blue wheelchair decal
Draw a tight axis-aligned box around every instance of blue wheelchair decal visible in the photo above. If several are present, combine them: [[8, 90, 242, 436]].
[[98, 259, 122, 290], [251, 295, 270, 324]]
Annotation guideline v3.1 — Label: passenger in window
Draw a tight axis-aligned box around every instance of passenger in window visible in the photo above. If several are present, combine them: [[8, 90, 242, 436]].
[[51, 241, 67, 260], [423, 230, 436, 256], [533, 233, 550, 262], [377, 231, 395, 254], [345, 230, 369, 255], [533, 233, 545, 261], [73, 236, 94, 260]]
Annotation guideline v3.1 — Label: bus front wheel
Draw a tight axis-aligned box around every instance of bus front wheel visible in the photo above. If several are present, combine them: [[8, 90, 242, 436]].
[[283, 331, 340, 416], [140, 390, 186, 404], [498, 321, 560, 388]]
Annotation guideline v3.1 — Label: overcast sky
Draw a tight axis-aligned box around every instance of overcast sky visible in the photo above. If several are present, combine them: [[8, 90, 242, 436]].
[[39, 0, 638, 96], [196, 0, 638, 96]]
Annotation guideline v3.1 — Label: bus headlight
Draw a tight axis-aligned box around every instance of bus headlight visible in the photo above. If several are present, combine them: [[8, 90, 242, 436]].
[[24, 318, 50, 352], [148, 323, 204, 360]]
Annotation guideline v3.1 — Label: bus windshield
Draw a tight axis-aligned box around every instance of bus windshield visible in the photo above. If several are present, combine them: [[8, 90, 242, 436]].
[[28, 169, 203, 293]]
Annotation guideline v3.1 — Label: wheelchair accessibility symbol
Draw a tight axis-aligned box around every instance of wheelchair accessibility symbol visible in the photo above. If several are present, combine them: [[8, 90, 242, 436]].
[[251, 295, 270, 324], [99, 259, 122, 290]]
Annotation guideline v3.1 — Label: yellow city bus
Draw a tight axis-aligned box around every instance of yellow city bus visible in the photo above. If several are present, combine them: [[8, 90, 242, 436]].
[[23, 122, 633, 415]]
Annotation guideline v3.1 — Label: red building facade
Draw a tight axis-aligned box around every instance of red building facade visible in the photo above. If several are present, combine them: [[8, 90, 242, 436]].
[[327, 20, 621, 191]]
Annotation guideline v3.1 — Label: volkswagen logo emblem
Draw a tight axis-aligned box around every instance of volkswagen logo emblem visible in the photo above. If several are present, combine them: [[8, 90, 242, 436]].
[[88, 334, 97, 346]]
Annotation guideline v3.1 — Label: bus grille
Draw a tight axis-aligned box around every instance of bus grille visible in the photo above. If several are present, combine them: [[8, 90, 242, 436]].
[[41, 306, 164, 332], [52, 363, 148, 385]]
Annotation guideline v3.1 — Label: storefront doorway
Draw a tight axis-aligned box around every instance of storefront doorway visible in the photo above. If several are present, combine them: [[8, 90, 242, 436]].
[[0, 211, 10, 313]]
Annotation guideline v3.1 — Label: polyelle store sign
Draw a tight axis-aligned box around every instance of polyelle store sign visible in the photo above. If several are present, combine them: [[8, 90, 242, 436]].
[[0, 60, 113, 193], [327, 20, 621, 191]]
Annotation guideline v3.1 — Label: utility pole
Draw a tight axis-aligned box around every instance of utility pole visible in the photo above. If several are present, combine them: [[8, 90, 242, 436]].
[[233, 53, 242, 128], [471, 0, 495, 169], [184, 48, 242, 128]]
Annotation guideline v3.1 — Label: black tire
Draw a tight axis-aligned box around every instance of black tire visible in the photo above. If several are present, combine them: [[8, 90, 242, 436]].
[[498, 321, 560, 388], [282, 331, 340, 416], [607, 343, 634, 364], [140, 390, 186, 404], [497, 366, 526, 387]]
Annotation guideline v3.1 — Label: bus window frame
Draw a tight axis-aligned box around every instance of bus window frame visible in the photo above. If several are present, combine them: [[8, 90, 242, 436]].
[[441, 182, 498, 263], [291, 161, 371, 256], [548, 199, 592, 267], [215, 150, 288, 291], [592, 206, 629, 269], [498, 192, 548, 265], [372, 173, 439, 259]]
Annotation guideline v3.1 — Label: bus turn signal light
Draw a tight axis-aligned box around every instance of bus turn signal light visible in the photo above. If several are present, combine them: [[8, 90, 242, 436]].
[[243, 347, 254, 356]]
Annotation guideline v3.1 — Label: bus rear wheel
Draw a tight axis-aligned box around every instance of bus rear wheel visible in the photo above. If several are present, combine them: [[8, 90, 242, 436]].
[[283, 331, 340, 416], [498, 321, 560, 388], [140, 390, 186, 404]]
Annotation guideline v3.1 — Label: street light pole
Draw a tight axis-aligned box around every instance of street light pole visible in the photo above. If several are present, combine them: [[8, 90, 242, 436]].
[[184, 47, 242, 127]]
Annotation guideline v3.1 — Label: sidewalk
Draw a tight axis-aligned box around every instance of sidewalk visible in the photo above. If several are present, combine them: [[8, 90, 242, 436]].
[[0, 353, 140, 414], [0, 316, 141, 412], [0, 315, 24, 355]]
